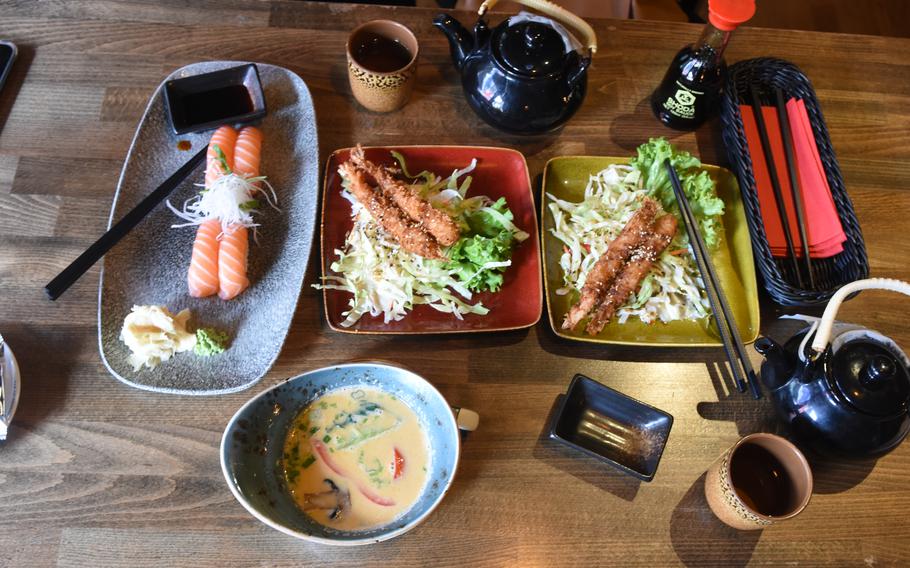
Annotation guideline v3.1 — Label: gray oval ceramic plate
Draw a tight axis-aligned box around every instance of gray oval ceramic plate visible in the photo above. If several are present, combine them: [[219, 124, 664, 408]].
[[98, 61, 319, 395]]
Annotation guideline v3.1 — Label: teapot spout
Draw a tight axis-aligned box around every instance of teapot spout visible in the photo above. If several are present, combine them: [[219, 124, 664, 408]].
[[433, 14, 473, 71], [755, 337, 795, 391]]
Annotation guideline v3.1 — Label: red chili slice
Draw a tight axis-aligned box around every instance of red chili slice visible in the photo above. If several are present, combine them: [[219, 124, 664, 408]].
[[310, 439, 347, 477], [392, 448, 405, 479], [358, 484, 395, 507]]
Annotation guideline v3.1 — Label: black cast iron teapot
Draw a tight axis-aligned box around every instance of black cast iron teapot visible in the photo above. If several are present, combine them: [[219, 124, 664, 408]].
[[434, 0, 597, 135], [756, 279, 910, 458]]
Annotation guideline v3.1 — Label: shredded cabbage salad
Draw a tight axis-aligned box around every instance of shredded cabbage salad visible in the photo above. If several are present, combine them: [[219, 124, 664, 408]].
[[547, 164, 711, 324], [318, 154, 528, 327]]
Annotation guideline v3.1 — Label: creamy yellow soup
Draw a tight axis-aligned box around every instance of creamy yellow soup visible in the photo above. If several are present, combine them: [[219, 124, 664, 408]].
[[282, 387, 430, 531]]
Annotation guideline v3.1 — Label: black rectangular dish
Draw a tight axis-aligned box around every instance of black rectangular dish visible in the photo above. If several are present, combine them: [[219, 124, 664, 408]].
[[548, 374, 673, 482], [720, 57, 868, 306], [163, 63, 266, 134]]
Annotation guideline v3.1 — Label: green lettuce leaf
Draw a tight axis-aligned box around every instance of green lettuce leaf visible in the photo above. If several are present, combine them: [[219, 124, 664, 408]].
[[445, 198, 519, 293], [630, 137, 725, 248], [465, 197, 512, 237]]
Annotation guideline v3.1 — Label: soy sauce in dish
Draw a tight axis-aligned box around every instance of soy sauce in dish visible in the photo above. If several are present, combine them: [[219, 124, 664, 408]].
[[353, 32, 412, 73], [730, 442, 793, 517], [181, 85, 253, 126]]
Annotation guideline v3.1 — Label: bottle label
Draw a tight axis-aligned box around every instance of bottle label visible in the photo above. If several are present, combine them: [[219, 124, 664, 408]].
[[661, 81, 702, 120]]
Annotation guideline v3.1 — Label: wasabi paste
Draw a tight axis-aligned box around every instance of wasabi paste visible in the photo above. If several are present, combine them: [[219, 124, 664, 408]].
[[194, 327, 230, 356]]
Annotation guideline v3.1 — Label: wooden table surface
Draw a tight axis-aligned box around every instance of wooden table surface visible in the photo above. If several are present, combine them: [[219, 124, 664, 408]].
[[1, 2, 909, 566]]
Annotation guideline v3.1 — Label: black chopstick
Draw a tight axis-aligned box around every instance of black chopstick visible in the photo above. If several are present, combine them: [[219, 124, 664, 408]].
[[44, 147, 207, 300], [665, 159, 762, 399], [774, 88, 815, 289], [748, 84, 804, 288]]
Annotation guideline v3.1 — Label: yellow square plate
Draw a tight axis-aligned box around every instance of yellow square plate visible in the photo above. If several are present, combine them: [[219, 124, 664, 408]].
[[541, 156, 760, 347]]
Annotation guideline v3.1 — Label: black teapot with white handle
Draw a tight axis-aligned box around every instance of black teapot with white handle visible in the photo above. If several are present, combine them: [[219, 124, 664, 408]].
[[434, 0, 596, 135], [756, 279, 910, 458]]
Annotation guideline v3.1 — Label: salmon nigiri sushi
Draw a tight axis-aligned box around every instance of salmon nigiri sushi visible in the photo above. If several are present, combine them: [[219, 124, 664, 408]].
[[187, 125, 237, 297], [217, 126, 261, 300], [172, 125, 272, 301], [204, 125, 238, 188], [187, 219, 221, 297]]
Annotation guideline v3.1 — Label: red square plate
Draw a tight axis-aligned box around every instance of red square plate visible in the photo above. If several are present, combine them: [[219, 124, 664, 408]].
[[321, 146, 542, 334]]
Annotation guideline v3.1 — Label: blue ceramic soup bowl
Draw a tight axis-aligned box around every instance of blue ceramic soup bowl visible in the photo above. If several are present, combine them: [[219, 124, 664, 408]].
[[220, 362, 477, 545]]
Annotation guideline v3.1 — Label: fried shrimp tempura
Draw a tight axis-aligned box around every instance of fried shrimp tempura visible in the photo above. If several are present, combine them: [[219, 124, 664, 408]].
[[339, 162, 443, 259], [351, 145, 461, 246], [584, 214, 678, 335], [562, 198, 659, 331]]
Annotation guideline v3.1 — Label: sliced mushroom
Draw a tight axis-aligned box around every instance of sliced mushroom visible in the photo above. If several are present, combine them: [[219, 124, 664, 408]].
[[303, 479, 351, 521]]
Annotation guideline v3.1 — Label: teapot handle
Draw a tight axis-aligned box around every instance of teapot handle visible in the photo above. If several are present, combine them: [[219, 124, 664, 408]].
[[811, 278, 910, 355], [479, 0, 598, 55]]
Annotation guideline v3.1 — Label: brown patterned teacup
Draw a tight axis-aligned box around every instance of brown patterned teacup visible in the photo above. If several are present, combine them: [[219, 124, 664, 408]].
[[346, 20, 419, 113], [705, 433, 812, 530]]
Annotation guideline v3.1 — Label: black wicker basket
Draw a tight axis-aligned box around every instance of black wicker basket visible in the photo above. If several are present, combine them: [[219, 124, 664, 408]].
[[720, 57, 868, 307]]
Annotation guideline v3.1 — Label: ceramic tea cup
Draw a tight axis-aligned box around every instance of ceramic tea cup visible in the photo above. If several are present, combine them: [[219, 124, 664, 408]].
[[705, 433, 812, 530], [346, 20, 419, 113]]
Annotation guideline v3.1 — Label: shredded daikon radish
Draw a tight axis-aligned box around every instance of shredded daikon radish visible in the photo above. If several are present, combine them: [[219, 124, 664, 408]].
[[167, 173, 279, 236]]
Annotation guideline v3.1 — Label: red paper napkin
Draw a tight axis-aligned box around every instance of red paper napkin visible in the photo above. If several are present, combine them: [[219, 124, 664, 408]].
[[740, 99, 846, 258]]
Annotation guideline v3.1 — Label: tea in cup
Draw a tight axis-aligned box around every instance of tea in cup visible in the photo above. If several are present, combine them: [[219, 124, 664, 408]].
[[346, 20, 419, 113], [705, 433, 812, 530]]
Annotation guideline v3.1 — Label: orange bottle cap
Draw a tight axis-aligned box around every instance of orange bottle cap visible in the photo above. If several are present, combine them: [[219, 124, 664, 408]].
[[708, 0, 756, 31]]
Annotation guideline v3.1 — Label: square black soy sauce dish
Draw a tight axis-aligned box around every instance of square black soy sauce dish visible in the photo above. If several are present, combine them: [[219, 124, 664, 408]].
[[164, 63, 266, 134], [547, 374, 673, 482]]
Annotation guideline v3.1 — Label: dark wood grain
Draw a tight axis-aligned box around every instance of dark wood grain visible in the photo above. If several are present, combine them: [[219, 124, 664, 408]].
[[1, 2, 909, 566]]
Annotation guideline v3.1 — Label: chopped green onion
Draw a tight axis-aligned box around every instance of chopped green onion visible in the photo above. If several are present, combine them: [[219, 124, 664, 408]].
[[213, 144, 232, 175]]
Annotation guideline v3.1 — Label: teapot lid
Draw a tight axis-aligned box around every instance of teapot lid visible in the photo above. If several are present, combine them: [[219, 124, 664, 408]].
[[496, 20, 568, 77], [830, 337, 910, 416]]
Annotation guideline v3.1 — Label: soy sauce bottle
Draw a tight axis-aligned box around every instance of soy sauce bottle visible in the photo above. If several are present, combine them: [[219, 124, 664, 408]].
[[651, 0, 755, 130]]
